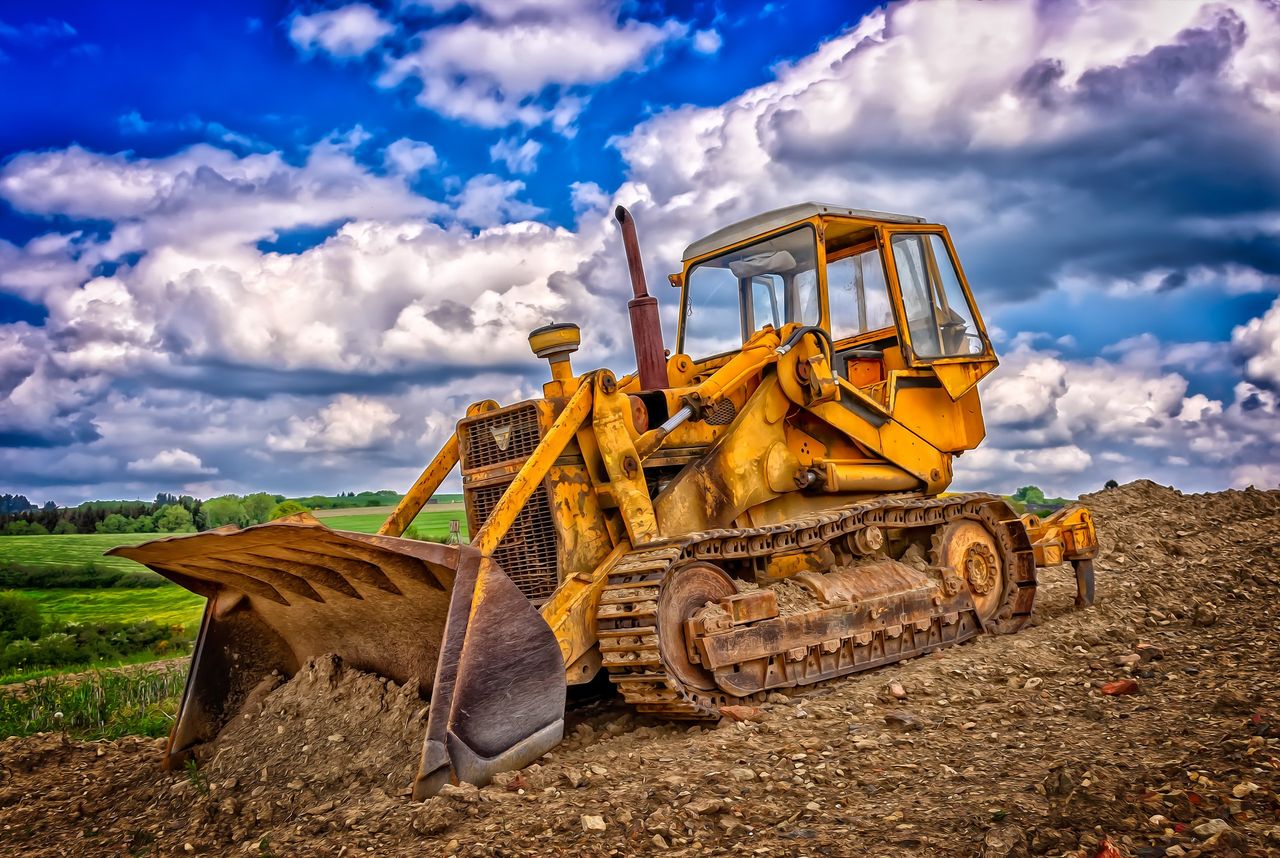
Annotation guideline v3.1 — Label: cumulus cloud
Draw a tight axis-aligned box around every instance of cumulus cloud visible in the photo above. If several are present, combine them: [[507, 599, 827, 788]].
[[1233, 295, 1280, 388], [126, 448, 216, 476], [2, 0, 1278, 502], [299, 0, 691, 130], [266, 394, 399, 453], [289, 4, 392, 58], [383, 138, 439, 175], [489, 137, 542, 174]]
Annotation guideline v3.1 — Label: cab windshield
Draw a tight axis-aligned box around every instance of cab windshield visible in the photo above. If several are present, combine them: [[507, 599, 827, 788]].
[[681, 225, 819, 358]]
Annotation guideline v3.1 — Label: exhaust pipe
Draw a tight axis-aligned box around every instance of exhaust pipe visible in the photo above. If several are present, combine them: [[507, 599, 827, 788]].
[[614, 206, 667, 390]]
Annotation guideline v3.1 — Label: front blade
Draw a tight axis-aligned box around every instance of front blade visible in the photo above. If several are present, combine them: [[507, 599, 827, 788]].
[[111, 519, 466, 767], [414, 553, 566, 798]]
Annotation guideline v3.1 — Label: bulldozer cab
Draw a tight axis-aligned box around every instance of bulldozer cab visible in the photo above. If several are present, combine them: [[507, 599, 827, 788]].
[[675, 203, 998, 397]]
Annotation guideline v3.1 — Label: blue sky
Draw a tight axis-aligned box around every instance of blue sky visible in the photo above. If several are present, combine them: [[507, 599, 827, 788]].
[[0, 0, 1278, 503]]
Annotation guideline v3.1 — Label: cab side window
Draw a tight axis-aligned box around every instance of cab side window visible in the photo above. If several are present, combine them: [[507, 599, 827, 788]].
[[827, 246, 893, 338]]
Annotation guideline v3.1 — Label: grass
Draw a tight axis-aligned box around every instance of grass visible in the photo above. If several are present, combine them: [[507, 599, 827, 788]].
[[0, 664, 187, 738], [323, 501, 468, 539], [0, 533, 154, 574], [19, 588, 205, 628], [0, 650, 188, 686]]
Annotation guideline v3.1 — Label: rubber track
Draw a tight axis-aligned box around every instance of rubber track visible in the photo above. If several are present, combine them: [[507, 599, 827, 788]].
[[595, 493, 1036, 719]]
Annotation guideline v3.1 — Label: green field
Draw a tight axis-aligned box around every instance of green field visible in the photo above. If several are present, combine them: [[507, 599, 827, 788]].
[[322, 502, 468, 538], [0, 533, 154, 574], [20, 588, 205, 628]]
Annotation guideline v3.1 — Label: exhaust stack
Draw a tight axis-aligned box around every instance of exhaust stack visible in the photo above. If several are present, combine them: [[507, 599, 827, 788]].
[[614, 206, 667, 390]]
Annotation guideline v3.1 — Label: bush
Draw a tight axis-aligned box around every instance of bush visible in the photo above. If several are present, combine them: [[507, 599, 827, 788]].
[[0, 592, 44, 643], [268, 500, 310, 520], [0, 618, 192, 673], [0, 561, 166, 589]]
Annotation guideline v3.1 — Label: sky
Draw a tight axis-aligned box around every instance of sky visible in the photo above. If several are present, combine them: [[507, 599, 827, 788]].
[[0, 0, 1278, 505]]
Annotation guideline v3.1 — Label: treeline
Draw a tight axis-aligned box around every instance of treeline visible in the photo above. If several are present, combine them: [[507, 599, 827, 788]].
[[0, 494, 204, 536], [0, 592, 191, 675], [0, 488, 444, 537]]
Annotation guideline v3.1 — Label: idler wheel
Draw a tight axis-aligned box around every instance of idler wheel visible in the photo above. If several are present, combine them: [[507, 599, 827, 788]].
[[657, 562, 737, 691], [935, 519, 1006, 622]]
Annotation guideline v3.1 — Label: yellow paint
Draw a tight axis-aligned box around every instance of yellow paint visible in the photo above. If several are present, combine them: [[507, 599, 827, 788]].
[[389, 205, 1097, 683]]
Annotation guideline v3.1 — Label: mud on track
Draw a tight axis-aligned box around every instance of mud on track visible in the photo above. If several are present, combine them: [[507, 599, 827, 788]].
[[2, 481, 1278, 857]]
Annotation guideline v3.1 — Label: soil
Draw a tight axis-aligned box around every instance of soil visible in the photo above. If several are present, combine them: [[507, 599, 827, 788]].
[[2, 480, 1278, 857]]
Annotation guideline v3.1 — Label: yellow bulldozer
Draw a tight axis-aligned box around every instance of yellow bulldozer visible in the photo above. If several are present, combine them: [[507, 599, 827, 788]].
[[113, 202, 1098, 798]]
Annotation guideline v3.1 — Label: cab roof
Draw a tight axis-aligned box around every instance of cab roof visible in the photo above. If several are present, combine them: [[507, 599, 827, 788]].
[[681, 202, 925, 263]]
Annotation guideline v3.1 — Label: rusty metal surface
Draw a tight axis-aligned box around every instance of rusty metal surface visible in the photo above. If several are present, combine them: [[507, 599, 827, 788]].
[[596, 494, 1036, 719], [615, 206, 668, 391], [110, 520, 470, 767], [414, 554, 566, 798]]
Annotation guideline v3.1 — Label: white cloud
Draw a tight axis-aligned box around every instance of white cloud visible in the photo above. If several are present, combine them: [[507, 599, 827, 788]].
[[266, 394, 399, 453], [367, 2, 688, 129], [289, 4, 392, 58], [2, 0, 1279, 503], [384, 138, 439, 175], [448, 174, 545, 228], [489, 137, 542, 174], [126, 448, 216, 476], [692, 29, 721, 55], [1232, 295, 1280, 387]]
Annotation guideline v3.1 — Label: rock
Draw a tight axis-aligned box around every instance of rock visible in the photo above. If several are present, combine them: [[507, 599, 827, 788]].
[[1113, 654, 1141, 669], [1232, 781, 1259, 798], [581, 814, 607, 832], [981, 824, 1027, 857], [1193, 604, 1218, 626], [651, 834, 668, 849], [728, 767, 758, 782], [686, 797, 724, 815], [883, 709, 923, 731], [438, 783, 480, 803], [1101, 679, 1139, 696], [1024, 677, 1043, 690], [718, 705, 765, 723], [889, 682, 908, 700], [719, 814, 749, 836], [765, 692, 790, 704], [1193, 818, 1230, 839], [1134, 643, 1164, 662], [1165, 846, 1186, 857]]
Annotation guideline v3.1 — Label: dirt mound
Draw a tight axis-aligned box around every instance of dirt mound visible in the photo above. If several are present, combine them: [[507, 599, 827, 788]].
[[3, 480, 1279, 857], [203, 654, 428, 800]]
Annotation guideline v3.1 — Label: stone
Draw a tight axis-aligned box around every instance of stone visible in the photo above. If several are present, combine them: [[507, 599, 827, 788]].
[[889, 682, 908, 700], [1101, 679, 1139, 696], [1193, 604, 1218, 626], [728, 767, 758, 782], [1232, 782, 1259, 798], [718, 814, 749, 836], [651, 834, 668, 849], [438, 783, 480, 803], [581, 815, 607, 833], [1113, 654, 1141, 669], [883, 709, 923, 731], [1193, 818, 1230, 839], [1135, 643, 1164, 662], [685, 797, 724, 816], [718, 705, 765, 723]]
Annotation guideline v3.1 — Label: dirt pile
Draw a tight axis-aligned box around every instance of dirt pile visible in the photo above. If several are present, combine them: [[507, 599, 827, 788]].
[[1, 480, 1278, 857]]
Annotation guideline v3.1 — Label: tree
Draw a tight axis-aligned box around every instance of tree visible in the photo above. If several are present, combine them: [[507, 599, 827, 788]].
[[0, 494, 34, 515], [0, 592, 43, 643], [52, 519, 77, 534], [1104, 479, 1119, 490], [201, 495, 248, 528], [1012, 485, 1046, 506], [96, 513, 133, 534], [269, 500, 310, 520], [154, 504, 196, 533], [243, 493, 277, 525]]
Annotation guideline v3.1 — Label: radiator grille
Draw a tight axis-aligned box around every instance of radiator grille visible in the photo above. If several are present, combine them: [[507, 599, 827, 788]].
[[461, 405, 542, 471], [466, 480, 560, 604]]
